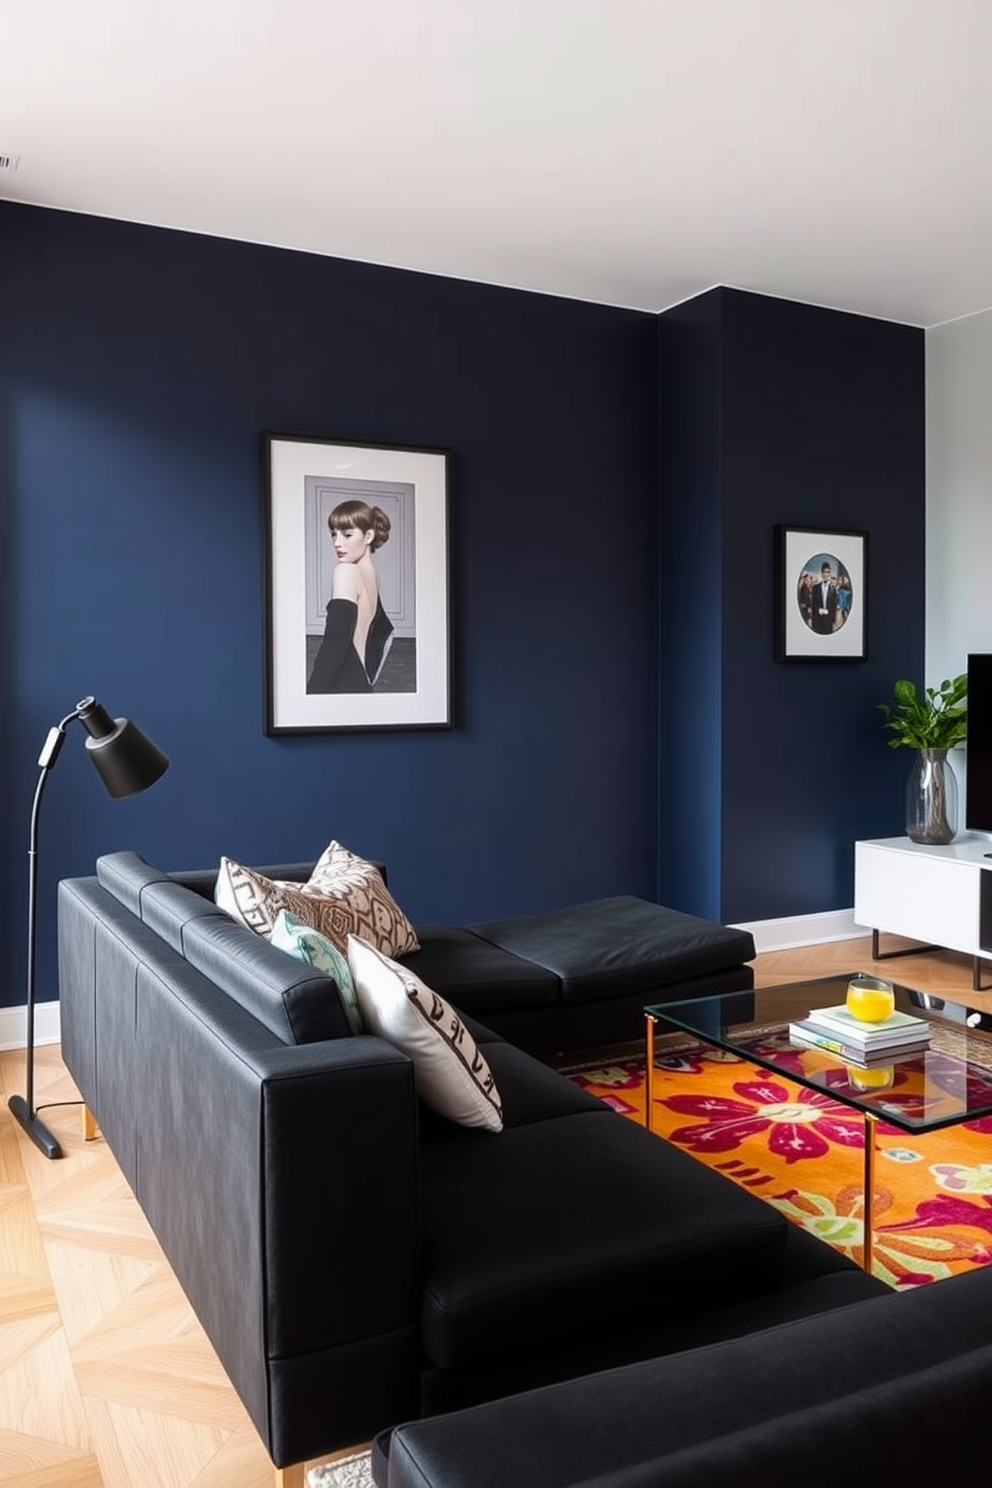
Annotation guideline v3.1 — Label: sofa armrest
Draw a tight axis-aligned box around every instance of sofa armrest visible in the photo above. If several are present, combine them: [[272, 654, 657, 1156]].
[[132, 977, 422, 1461]]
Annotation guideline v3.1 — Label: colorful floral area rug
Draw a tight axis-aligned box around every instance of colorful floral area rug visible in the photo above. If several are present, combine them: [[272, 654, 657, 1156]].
[[562, 1043, 992, 1289]]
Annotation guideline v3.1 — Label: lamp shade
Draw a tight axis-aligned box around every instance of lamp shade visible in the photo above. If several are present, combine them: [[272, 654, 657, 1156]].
[[76, 696, 170, 799]]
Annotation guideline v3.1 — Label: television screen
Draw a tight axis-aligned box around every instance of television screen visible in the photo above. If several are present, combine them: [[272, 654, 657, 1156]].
[[966, 653, 992, 833]]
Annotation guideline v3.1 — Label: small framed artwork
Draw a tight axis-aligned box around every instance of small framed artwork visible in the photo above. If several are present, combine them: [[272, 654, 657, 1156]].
[[263, 432, 452, 733], [775, 525, 868, 662]]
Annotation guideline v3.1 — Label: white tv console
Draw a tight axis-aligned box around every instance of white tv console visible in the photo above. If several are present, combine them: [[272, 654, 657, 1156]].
[[854, 836, 992, 991]]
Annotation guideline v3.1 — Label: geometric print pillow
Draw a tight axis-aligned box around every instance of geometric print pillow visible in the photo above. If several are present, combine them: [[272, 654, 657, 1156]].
[[214, 841, 420, 958], [346, 934, 503, 1132], [305, 839, 419, 957], [214, 856, 309, 934]]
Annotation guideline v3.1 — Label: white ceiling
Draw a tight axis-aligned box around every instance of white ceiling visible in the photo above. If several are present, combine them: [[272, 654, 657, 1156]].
[[3, 0, 992, 328]]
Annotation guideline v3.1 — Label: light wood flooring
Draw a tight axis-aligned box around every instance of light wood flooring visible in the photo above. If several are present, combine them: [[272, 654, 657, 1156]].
[[2, 933, 991, 1488]]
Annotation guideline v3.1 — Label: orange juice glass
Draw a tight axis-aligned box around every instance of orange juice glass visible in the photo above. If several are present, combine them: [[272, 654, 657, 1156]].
[[846, 1063, 895, 1091], [846, 974, 895, 1023]]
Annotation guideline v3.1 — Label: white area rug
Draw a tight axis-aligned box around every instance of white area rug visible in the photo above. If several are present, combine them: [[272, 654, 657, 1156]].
[[308, 1450, 373, 1488]]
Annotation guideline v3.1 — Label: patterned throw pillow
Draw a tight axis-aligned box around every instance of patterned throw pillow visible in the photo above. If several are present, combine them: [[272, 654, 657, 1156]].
[[306, 840, 420, 957], [269, 909, 364, 1035], [347, 935, 503, 1132], [215, 857, 321, 935], [214, 842, 420, 958]]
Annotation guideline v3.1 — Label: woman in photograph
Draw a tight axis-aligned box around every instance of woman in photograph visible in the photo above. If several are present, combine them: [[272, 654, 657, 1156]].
[[797, 570, 814, 627], [836, 573, 852, 628], [307, 499, 394, 693]]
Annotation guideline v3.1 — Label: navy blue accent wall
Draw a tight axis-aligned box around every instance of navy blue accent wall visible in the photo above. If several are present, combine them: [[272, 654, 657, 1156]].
[[657, 288, 926, 923], [0, 201, 660, 1010], [0, 204, 929, 1018]]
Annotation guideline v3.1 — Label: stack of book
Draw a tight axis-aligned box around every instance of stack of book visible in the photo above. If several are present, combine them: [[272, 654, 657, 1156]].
[[788, 1003, 931, 1067]]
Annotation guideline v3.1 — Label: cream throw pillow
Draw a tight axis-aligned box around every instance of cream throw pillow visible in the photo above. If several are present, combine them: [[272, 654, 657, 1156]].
[[347, 935, 503, 1132], [215, 842, 419, 958]]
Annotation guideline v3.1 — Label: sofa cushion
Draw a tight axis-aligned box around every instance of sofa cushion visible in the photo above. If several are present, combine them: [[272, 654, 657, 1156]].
[[348, 936, 503, 1132], [417, 1041, 609, 1145], [418, 1110, 786, 1370], [136, 879, 231, 953], [400, 927, 561, 1015], [96, 850, 173, 915], [270, 909, 364, 1035], [470, 1042, 607, 1128], [469, 896, 756, 1006], [215, 844, 418, 957]]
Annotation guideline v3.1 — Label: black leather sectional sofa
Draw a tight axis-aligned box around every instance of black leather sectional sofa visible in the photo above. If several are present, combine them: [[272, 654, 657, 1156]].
[[57, 851, 887, 1484]]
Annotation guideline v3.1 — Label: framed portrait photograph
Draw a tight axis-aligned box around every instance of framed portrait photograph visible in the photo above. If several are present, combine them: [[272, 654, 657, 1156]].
[[775, 525, 868, 662], [263, 433, 452, 733]]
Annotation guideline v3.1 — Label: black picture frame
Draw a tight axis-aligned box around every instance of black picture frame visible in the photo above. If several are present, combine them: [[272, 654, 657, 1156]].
[[775, 525, 868, 662], [263, 432, 452, 733]]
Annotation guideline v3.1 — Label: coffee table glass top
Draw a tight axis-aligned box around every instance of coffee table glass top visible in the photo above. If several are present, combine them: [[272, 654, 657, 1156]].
[[645, 973, 992, 1133]]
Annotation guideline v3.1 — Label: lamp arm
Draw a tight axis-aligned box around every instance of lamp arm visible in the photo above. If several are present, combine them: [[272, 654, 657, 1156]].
[[37, 706, 89, 770]]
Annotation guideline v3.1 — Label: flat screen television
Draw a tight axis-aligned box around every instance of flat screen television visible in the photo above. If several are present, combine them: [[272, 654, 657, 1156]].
[[966, 653, 992, 837]]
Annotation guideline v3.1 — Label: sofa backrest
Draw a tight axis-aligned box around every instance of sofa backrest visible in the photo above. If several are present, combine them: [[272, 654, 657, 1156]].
[[95, 851, 353, 1045], [526, 1344, 992, 1488]]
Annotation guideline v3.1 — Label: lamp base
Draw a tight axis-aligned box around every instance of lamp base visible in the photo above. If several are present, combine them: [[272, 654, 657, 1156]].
[[8, 1094, 63, 1159]]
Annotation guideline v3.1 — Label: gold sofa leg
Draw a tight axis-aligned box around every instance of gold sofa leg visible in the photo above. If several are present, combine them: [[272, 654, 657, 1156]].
[[274, 1465, 305, 1488], [81, 1105, 99, 1141]]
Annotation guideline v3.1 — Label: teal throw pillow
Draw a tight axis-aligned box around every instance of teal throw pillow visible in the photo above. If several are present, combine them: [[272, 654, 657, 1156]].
[[270, 909, 364, 1035]]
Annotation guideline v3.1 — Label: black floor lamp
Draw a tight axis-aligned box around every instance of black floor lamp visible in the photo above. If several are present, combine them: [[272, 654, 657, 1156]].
[[9, 696, 169, 1159]]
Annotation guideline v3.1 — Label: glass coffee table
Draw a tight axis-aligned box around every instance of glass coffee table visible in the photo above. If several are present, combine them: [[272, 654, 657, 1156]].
[[644, 973, 992, 1274]]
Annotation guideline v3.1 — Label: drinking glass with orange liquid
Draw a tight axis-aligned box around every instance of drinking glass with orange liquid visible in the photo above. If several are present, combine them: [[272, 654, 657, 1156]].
[[846, 1063, 896, 1091], [845, 974, 895, 1023]]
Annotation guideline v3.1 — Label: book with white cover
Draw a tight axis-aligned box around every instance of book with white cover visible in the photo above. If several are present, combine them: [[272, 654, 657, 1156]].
[[788, 1020, 930, 1065], [805, 1003, 929, 1046]]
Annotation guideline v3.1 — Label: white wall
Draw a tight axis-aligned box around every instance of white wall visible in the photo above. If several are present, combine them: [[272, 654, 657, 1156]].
[[927, 310, 992, 674], [926, 308, 992, 819]]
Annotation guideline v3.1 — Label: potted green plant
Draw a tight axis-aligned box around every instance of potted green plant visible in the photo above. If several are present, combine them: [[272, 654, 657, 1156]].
[[877, 675, 967, 844]]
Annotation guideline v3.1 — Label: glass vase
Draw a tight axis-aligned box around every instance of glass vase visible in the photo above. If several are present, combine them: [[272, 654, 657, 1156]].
[[905, 748, 958, 845]]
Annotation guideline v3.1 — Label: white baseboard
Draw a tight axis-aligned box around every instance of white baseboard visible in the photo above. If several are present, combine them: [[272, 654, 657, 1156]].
[[731, 908, 869, 956], [0, 1001, 61, 1053]]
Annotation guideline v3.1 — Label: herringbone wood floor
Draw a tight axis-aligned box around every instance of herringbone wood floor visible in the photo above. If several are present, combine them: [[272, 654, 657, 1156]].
[[3, 934, 991, 1488]]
